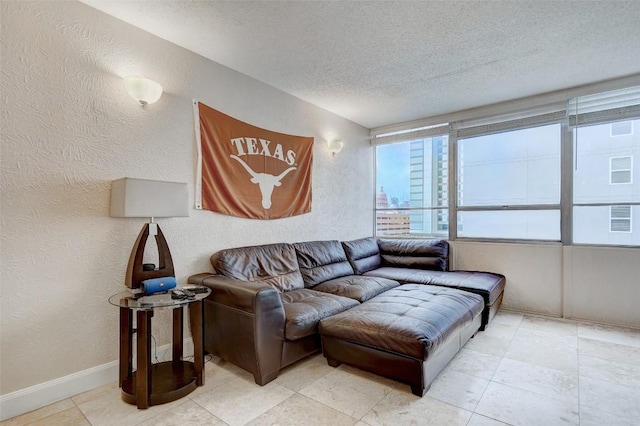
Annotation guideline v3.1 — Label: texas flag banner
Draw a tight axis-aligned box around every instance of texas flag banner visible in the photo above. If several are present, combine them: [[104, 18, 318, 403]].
[[194, 101, 313, 219]]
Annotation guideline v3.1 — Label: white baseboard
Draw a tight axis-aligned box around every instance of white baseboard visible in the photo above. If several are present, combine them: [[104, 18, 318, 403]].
[[0, 339, 195, 421]]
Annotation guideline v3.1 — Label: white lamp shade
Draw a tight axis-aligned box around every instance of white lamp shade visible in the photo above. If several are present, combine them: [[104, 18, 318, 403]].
[[110, 178, 189, 218], [327, 140, 344, 154], [124, 77, 163, 105]]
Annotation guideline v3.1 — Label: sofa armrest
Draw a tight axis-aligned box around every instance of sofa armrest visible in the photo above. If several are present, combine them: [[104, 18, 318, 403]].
[[188, 273, 286, 385]]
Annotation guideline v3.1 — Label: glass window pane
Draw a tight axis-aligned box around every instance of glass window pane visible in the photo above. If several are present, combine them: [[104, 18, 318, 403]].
[[457, 210, 560, 240], [376, 135, 449, 210], [611, 121, 633, 136], [574, 119, 640, 204], [457, 124, 561, 206], [376, 209, 448, 238], [574, 206, 638, 246]]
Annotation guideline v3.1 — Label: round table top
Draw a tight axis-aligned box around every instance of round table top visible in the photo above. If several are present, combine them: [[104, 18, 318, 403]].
[[108, 286, 210, 310]]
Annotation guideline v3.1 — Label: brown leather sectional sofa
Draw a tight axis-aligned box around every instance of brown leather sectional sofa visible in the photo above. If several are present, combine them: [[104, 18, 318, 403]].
[[189, 237, 505, 395]]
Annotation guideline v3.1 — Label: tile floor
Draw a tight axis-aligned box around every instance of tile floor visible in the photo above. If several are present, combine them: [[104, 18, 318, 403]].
[[3, 310, 640, 426]]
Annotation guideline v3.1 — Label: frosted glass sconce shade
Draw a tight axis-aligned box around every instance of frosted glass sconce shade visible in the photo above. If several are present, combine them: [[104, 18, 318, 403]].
[[327, 140, 344, 155], [124, 77, 163, 105]]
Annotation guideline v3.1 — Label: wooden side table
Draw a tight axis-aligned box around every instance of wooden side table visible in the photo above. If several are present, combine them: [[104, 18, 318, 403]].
[[108, 288, 211, 409]]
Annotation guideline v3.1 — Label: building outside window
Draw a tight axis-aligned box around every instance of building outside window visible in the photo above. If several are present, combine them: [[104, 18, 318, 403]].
[[375, 135, 448, 238], [610, 205, 632, 232], [611, 121, 633, 137], [610, 156, 633, 184], [455, 123, 561, 240]]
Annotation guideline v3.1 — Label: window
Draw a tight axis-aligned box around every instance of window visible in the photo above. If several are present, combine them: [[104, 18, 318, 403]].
[[610, 156, 633, 184], [610, 205, 632, 232], [611, 121, 633, 136], [375, 135, 449, 238], [372, 83, 640, 247], [456, 123, 562, 240], [571, 86, 640, 246]]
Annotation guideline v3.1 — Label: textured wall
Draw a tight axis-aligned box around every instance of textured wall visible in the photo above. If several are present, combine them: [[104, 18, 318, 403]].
[[0, 1, 372, 395]]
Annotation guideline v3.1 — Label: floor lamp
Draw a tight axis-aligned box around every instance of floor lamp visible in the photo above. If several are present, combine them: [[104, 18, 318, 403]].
[[110, 178, 189, 291]]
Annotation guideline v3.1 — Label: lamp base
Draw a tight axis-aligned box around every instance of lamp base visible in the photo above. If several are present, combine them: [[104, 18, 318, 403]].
[[125, 223, 175, 290]]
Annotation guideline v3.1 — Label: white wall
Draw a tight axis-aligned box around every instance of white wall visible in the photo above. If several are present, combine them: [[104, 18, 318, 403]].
[[452, 241, 640, 328], [453, 242, 564, 316], [0, 0, 372, 399]]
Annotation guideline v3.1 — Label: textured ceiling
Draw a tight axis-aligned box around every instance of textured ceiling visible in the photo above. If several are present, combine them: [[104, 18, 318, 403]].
[[80, 0, 640, 129]]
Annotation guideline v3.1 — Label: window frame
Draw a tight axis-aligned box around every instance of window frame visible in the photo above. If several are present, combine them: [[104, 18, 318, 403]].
[[450, 119, 564, 243], [371, 82, 640, 247], [373, 134, 450, 239]]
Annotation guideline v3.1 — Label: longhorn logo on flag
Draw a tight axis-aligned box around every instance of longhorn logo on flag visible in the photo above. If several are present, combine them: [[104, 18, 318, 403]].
[[194, 101, 313, 219]]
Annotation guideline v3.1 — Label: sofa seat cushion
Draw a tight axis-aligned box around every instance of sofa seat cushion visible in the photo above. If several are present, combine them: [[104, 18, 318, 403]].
[[313, 276, 400, 303], [364, 267, 505, 307], [211, 243, 304, 292], [319, 284, 483, 360], [281, 289, 359, 341]]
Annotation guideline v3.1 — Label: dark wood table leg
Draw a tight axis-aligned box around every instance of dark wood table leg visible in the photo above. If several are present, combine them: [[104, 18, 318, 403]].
[[119, 307, 132, 386], [189, 300, 204, 386], [173, 306, 183, 363], [136, 310, 153, 409]]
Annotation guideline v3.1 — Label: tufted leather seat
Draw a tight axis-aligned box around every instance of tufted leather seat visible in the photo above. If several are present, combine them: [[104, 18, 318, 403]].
[[343, 237, 505, 329], [281, 289, 358, 340], [365, 268, 505, 310], [320, 284, 483, 395], [313, 275, 399, 303]]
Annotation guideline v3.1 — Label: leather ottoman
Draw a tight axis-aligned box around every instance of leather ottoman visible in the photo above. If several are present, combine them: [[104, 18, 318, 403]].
[[319, 284, 483, 396]]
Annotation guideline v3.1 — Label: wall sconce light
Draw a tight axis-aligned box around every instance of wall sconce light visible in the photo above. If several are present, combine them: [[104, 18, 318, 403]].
[[124, 77, 163, 106], [327, 140, 344, 156]]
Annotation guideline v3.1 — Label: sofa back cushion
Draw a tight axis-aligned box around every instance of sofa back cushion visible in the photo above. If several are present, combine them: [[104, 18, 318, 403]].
[[211, 243, 304, 292], [293, 240, 355, 288], [341, 237, 382, 274], [377, 239, 449, 271]]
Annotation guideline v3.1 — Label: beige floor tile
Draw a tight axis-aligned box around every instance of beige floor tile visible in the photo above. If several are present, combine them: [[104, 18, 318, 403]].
[[520, 315, 577, 337], [1, 399, 76, 426], [247, 393, 357, 426], [579, 376, 640, 422], [299, 365, 397, 419], [29, 407, 90, 426], [491, 310, 523, 327], [425, 369, 489, 411], [136, 400, 225, 425], [274, 354, 335, 392], [504, 328, 578, 373], [446, 348, 502, 380], [190, 358, 255, 399], [73, 382, 184, 426], [578, 322, 640, 348], [467, 413, 510, 426], [463, 324, 516, 357], [492, 358, 578, 404], [360, 389, 472, 426], [475, 381, 579, 426], [578, 336, 640, 365], [579, 354, 640, 388], [190, 376, 293, 426], [481, 322, 519, 340], [579, 404, 640, 426]]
